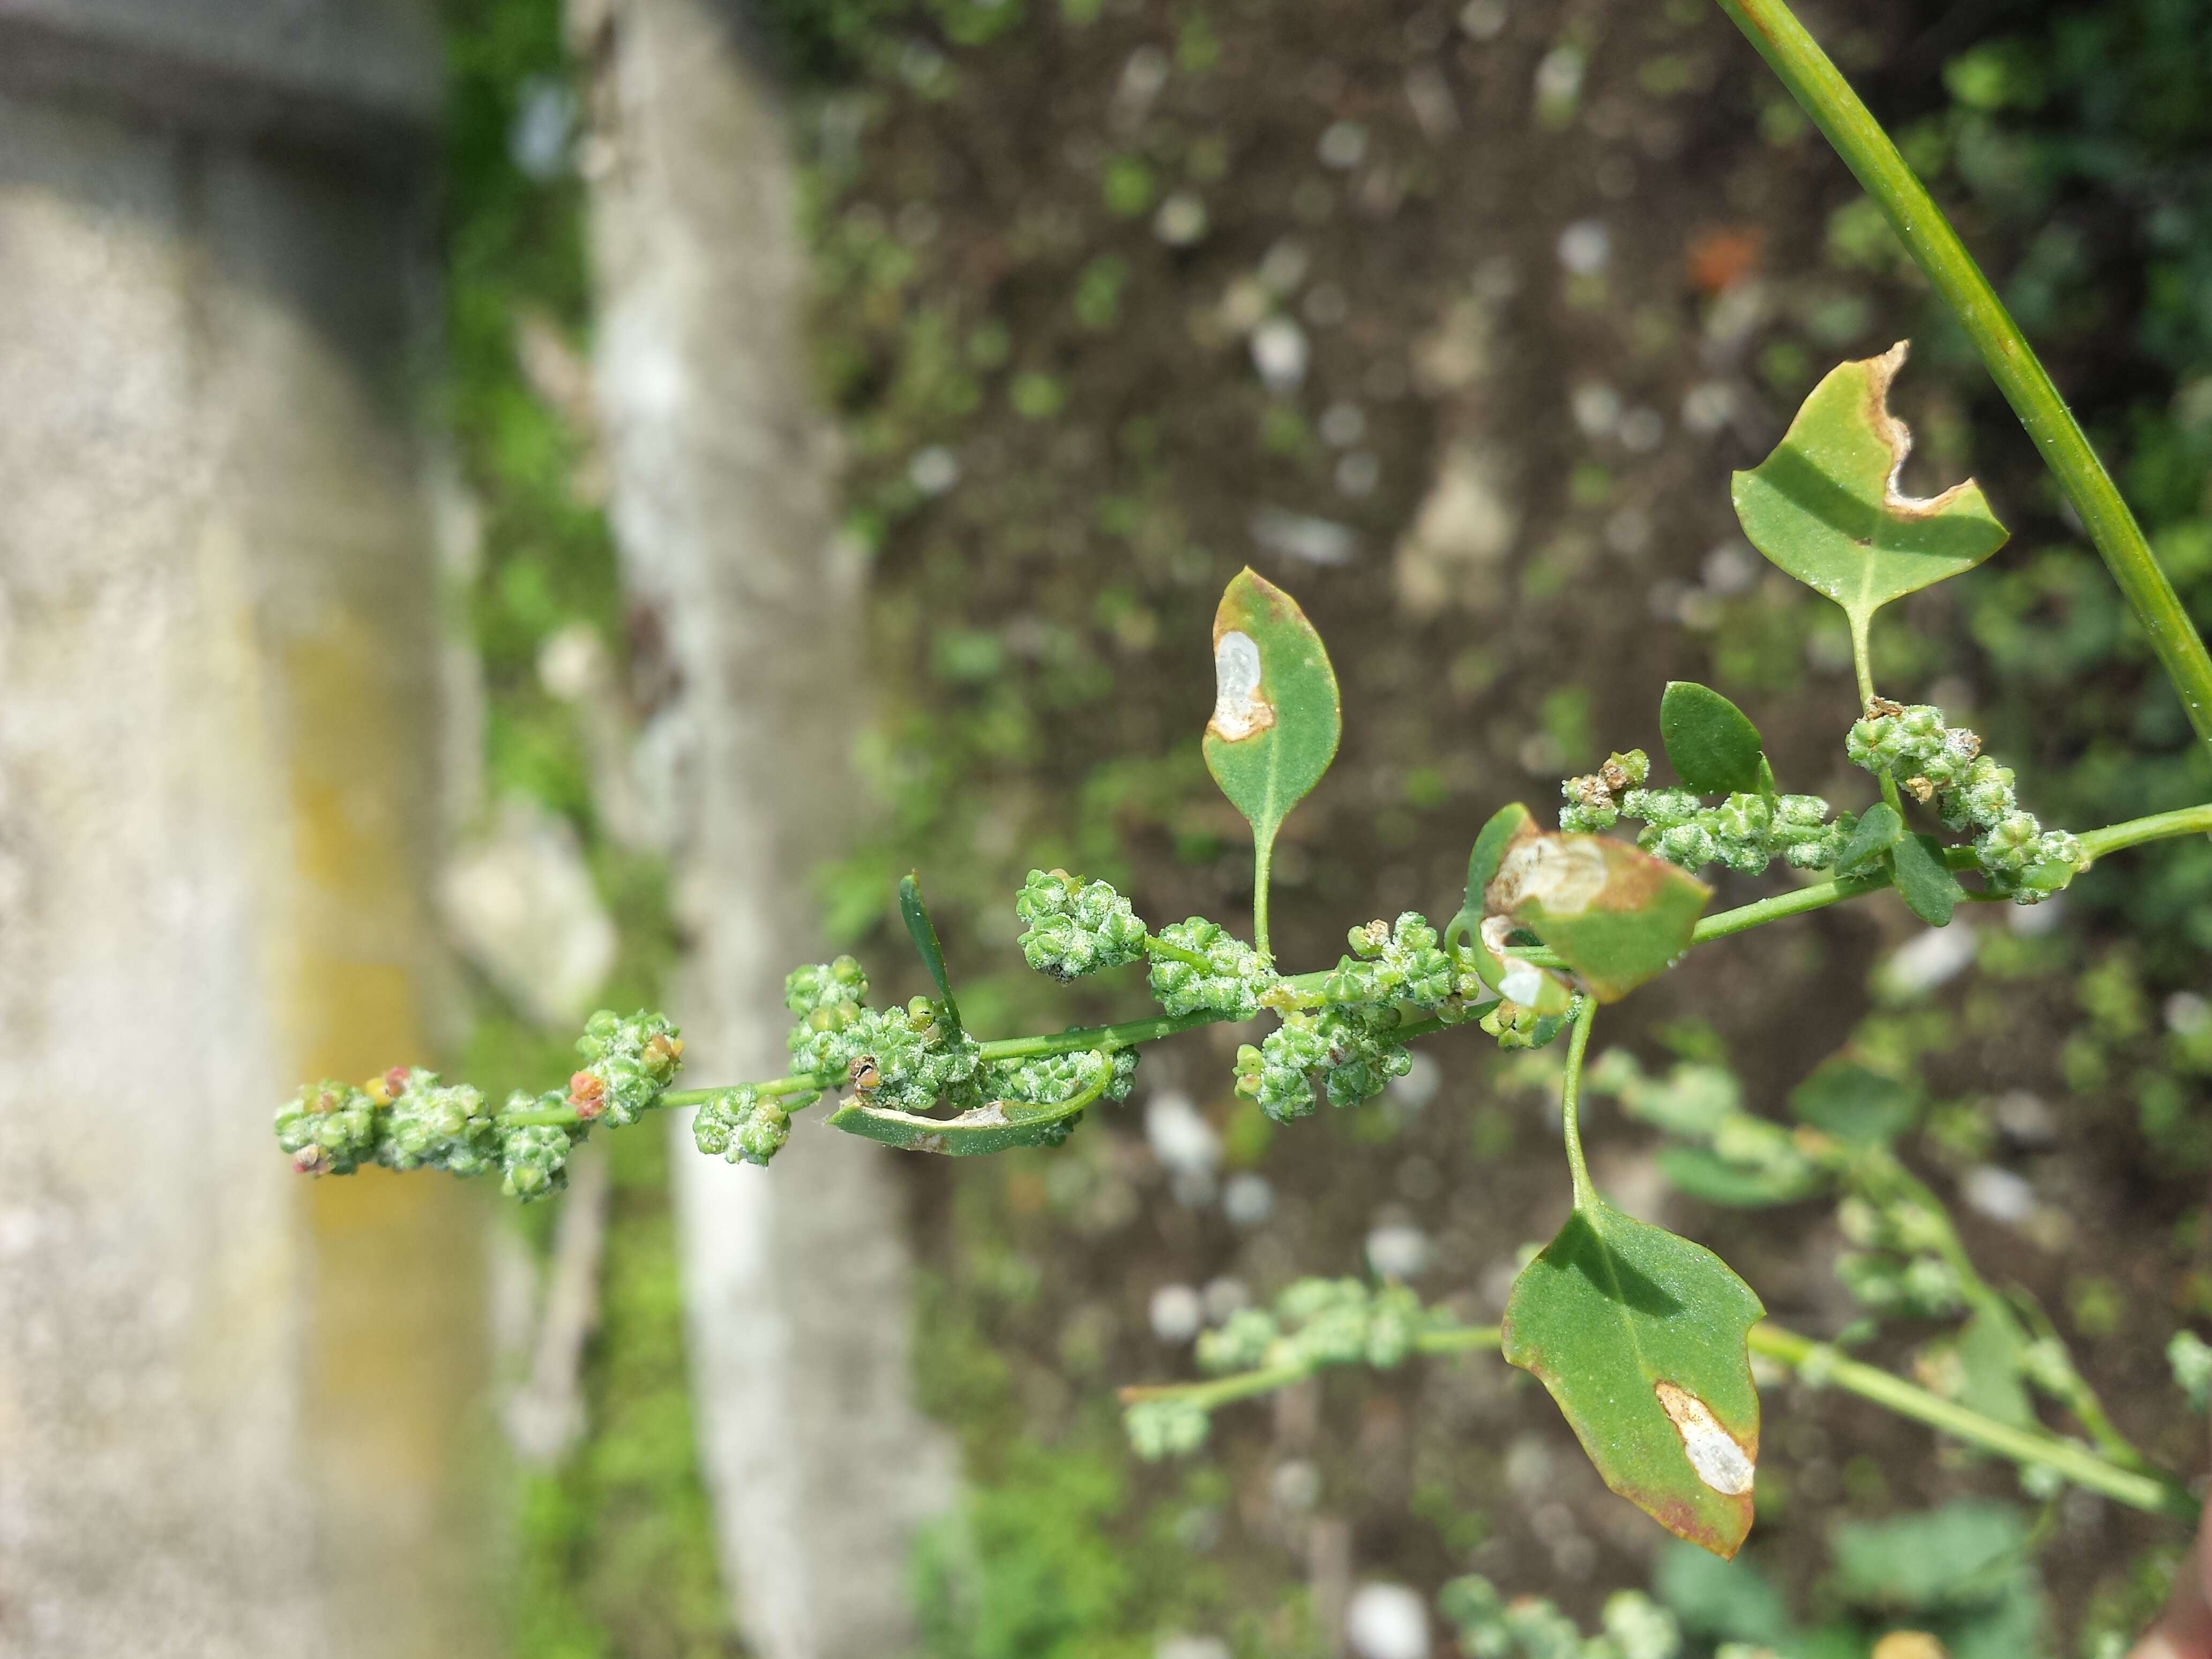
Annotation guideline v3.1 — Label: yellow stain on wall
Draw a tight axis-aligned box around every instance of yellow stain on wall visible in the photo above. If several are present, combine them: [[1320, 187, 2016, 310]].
[[284, 621, 494, 1659]]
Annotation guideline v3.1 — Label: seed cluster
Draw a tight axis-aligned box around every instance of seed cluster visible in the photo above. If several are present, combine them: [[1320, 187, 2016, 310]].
[[1146, 916, 1273, 1019], [274, 1010, 688, 1204], [1014, 867, 1148, 980], [1559, 749, 1848, 875], [692, 1085, 793, 1167], [1847, 702, 2086, 900]]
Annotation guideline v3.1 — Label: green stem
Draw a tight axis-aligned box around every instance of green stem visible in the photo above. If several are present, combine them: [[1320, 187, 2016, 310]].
[[1560, 996, 1599, 1210], [505, 806, 2211, 1131], [2081, 803, 2212, 860], [1747, 1324, 2197, 1521], [1849, 610, 1877, 712], [1119, 1326, 1504, 1411], [1252, 826, 1275, 963], [1713, 0, 2212, 761]]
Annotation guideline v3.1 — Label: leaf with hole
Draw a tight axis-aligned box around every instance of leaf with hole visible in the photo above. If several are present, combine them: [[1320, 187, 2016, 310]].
[[1731, 342, 2008, 639], [1486, 831, 1711, 1003], [1660, 682, 1767, 795], [1891, 831, 1964, 926], [899, 871, 962, 1037], [1202, 568, 1341, 868], [1502, 1201, 1766, 1556]]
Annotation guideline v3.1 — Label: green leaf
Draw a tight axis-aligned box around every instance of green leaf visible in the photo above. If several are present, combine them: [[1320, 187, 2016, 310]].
[[1831, 802, 1902, 874], [1953, 1304, 2036, 1431], [1657, 1146, 1824, 1208], [1827, 1498, 2030, 1610], [1660, 682, 1766, 795], [899, 871, 962, 1037], [1731, 342, 2008, 635], [1787, 1060, 1917, 1146], [1891, 831, 1964, 926], [1201, 567, 1341, 856], [1489, 832, 1711, 1003], [1502, 1202, 1766, 1557]]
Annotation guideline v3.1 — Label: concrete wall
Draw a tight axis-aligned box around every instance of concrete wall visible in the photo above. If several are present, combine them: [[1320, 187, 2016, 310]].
[[571, 1, 956, 1654], [0, 8, 489, 1656]]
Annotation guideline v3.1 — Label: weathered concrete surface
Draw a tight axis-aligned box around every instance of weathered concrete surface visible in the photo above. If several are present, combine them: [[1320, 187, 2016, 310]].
[[0, 10, 490, 1656], [0, 0, 439, 169], [573, 1, 956, 1653]]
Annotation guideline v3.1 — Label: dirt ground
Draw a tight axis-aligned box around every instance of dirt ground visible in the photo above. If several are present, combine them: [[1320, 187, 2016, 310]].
[[788, 0, 2209, 1643]]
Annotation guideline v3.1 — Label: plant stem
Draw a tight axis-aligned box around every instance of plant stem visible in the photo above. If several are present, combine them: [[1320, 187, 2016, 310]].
[[1252, 827, 1275, 963], [1746, 1324, 2198, 1521], [2081, 803, 2212, 860], [1560, 996, 1599, 1211], [510, 805, 2211, 1131], [1712, 0, 2212, 761], [1849, 611, 1876, 712], [1117, 1327, 1504, 1410], [1123, 1313, 2190, 1522]]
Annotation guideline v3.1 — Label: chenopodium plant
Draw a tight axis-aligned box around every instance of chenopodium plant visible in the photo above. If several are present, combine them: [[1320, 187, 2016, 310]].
[[273, 5, 2212, 1569], [276, 341, 2211, 1560]]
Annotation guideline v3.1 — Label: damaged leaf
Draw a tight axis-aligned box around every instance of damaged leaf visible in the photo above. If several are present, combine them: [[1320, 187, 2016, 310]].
[[827, 1089, 1089, 1156], [1202, 567, 1341, 870], [1502, 1201, 1766, 1557], [1445, 803, 1573, 1013], [1731, 342, 2008, 635], [1487, 831, 1711, 1003]]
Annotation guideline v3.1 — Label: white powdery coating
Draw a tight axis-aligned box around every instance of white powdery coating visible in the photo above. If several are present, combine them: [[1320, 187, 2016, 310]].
[[1654, 1381, 1755, 1496], [1209, 630, 1273, 741]]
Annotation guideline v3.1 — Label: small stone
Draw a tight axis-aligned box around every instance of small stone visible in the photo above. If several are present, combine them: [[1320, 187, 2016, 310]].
[[1345, 1582, 1431, 1659], [1222, 1171, 1275, 1227], [1149, 1282, 1206, 1343]]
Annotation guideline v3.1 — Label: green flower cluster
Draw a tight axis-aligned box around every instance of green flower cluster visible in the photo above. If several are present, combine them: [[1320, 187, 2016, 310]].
[[1846, 703, 2086, 900], [1123, 1395, 1210, 1459], [1561, 750, 1847, 873], [1479, 1001, 1570, 1051], [979, 1047, 1139, 1107], [693, 1085, 794, 1167], [1146, 917, 1273, 1019], [1014, 867, 1147, 980], [784, 958, 982, 1112], [274, 1068, 592, 1202], [499, 1116, 579, 1200], [382, 1067, 502, 1176], [1236, 1004, 1412, 1122], [1834, 1192, 1969, 1318], [1439, 1576, 1682, 1659], [570, 1008, 685, 1126], [1322, 911, 1456, 1006], [1124, 1278, 1452, 1463], [1198, 1277, 1434, 1373]]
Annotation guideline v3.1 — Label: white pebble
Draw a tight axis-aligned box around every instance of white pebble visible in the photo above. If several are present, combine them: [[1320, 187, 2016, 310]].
[[1366, 1222, 1434, 1281], [1149, 1282, 1205, 1343], [1557, 219, 1610, 276], [1223, 1172, 1275, 1227], [1345, 1582, 1431, 1659], [1146, 1092, 1222, 1177], [1250, 315, 1310, 393]]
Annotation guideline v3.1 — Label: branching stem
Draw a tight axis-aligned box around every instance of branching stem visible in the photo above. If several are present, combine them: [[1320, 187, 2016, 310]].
[[1713, 0, 2212, 761]]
